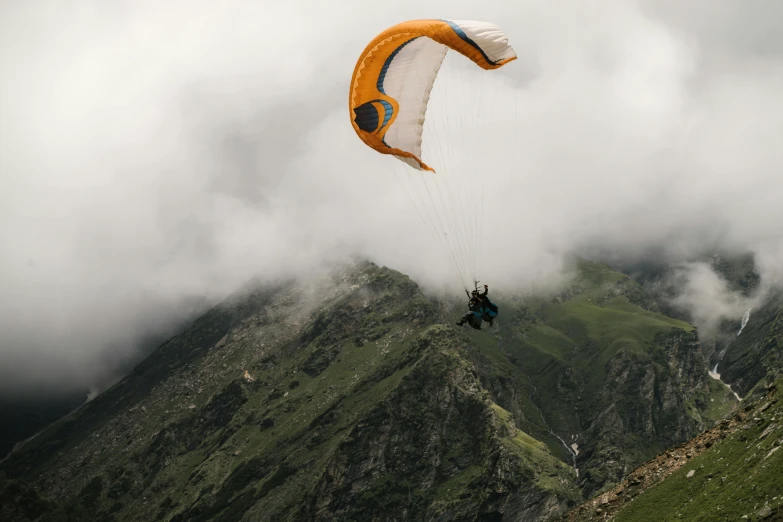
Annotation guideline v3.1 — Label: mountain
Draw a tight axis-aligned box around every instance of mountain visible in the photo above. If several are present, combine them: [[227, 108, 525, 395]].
[[0, 259, 739, 521], [0, 297, 212, 463], [559, 377, 783, 521], [612, 251, 783, 401], [468, 259, 735, 497], [557, 252, 783, 521]]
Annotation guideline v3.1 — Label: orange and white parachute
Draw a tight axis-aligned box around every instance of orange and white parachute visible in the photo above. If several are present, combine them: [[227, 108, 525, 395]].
[[349, 19, 516, 172], [348, 19, 517, 290]]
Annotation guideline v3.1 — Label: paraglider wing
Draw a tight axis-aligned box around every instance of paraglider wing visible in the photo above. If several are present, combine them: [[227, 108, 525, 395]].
[[349, 19, 517, 172]]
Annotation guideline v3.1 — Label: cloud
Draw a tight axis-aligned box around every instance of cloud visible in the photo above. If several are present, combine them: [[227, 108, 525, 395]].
[[2, 0, 783, 396], [667, 261, 758, 337]]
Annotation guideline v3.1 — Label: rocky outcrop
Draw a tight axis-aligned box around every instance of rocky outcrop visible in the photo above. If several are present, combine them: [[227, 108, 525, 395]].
[[577, 329, 713, 495], [720, 298, 783, 398], [299, 326, 579, 522], [560, 379, 783, 521]]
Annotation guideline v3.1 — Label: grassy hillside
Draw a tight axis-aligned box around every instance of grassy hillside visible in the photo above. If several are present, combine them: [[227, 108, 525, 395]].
[[453, 259, 733, 496], [561, 377, 783, 522]]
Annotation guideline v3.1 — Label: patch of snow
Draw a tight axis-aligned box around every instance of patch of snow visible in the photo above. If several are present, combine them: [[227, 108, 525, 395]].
[[738, 308, 752, 336], [708, 363, 742, 401], [553, 433, 579, 477]]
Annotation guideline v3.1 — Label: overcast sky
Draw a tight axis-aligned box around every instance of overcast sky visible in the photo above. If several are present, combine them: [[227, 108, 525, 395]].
[[2, 0, 783, 397]]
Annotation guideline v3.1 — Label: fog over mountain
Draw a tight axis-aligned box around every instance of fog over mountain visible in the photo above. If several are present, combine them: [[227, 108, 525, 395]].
[[2, 0, 783, 396]]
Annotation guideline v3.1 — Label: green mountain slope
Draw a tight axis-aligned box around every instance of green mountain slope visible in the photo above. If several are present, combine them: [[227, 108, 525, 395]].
[[454, 260, 734, 497], [560, 378, 783, 522], [0, 259, 734, 521], [0, 263, 579, 521]]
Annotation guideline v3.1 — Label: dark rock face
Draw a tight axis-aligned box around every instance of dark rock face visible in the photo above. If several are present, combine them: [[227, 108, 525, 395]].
[[718, 295, 783, 398], [577, 329, 709, 495], [300, 327, 578, 522]]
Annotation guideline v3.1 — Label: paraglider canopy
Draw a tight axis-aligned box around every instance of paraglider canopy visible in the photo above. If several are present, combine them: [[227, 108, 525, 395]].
[[348, 19, 517, 292], [349, 19, 517, 172]]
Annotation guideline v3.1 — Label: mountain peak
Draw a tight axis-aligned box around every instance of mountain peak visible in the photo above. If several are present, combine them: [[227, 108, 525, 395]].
[[0, 260, 760, 521]]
